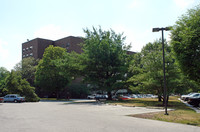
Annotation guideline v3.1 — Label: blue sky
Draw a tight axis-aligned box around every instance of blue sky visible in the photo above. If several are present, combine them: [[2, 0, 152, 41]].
[[0, 0, 199, 71]]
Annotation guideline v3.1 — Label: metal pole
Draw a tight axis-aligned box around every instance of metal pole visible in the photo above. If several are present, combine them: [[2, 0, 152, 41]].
[[161, 29, 168, 115]]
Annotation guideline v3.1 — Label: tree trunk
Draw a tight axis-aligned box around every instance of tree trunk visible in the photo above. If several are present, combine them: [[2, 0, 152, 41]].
[[56, 88, 59, 100], [158, 95, 162, 102], [162, 95, 169, 106], [107, 91, 112, 100]]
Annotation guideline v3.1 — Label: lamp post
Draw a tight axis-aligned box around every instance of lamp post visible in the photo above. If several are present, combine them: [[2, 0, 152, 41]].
[[152, 27, 170, 115]]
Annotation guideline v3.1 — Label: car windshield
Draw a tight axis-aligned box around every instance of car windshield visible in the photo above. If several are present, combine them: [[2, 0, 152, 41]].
[[189, 93, 197, 96], [192, 93, 200, 97]]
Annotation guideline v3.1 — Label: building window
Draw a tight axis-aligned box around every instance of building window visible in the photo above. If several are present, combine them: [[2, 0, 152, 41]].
[[30, 53, 33, 56], [30, 46, 33, 49], [26, 54, 28, 57], [23, 48, 25, 51], [23, 55, 25, 58], [26, 47, 29, 50], [66, 43, 70, 47]]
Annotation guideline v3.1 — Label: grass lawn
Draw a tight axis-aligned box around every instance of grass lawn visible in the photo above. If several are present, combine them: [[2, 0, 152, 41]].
[[106, 96, 200, 126]]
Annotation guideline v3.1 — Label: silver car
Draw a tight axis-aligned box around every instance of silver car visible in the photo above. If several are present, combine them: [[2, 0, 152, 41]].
[[4, 94, 25, 103]]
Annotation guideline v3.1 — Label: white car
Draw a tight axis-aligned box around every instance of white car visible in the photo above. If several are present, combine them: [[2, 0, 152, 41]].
[[87, 94, 96, 99], [3, 94, 25, 103], [181, 93, 199, 101]]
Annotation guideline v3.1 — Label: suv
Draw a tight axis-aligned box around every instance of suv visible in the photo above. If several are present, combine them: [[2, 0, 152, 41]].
[[4, 94, 25, 103]]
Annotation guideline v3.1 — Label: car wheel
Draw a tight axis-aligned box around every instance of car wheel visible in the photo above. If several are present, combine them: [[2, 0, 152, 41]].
[[14, 100, 17, 103]]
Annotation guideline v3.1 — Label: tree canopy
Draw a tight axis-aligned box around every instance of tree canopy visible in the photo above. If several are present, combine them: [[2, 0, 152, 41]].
[[0, 67, 9, 96], [21, 57, 39, 86], [4, 70, 39, 102], [128, 39, 180, 101], [81, 27, 130, 98], [171, 5, 200, 83], [35, 45, 71, 98]]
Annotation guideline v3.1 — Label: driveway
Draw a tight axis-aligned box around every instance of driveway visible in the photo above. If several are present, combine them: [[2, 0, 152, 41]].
[[0, 101, 199, 132]]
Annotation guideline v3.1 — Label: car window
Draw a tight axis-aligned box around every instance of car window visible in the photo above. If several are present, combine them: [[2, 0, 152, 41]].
[[10, 95, 15, 98], [5, 95, 9, 98], [193, 94, 199, 97]]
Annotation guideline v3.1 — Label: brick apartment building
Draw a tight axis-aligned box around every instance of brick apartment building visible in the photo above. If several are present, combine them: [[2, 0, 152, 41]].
[[22, 36, 83, 59], [22, 36, 135, 98]]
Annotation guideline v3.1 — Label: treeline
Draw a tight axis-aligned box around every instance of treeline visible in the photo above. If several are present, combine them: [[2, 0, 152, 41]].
[[0, 5, 200, 102]]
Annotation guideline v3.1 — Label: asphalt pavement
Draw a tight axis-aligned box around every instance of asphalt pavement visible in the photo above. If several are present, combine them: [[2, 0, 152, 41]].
[[0, 101, 199, 132]]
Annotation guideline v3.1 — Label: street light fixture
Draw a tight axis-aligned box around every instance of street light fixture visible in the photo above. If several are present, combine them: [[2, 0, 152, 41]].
[[152, 27, 171, 115]]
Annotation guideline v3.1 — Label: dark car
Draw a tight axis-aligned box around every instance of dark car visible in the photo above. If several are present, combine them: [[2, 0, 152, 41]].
[[188, 95, 200, 107], [95, 94, 108, 101]]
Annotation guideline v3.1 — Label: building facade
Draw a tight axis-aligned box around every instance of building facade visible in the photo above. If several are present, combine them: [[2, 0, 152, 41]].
[[22, 36, 83, 59]]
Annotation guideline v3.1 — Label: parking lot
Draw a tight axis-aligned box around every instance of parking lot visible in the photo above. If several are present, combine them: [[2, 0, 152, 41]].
[[0, 101, 200, 132]]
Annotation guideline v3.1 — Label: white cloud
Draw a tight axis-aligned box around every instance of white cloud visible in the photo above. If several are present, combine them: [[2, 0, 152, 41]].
[[173, 0, 195, 9], [34, 24, 71, 40]]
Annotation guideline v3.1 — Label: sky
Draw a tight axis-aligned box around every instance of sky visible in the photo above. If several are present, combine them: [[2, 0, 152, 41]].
[[0, 0, 199, 71]]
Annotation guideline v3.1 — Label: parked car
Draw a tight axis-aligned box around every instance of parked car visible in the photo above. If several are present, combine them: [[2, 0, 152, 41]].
[[119, 95, 132, 100], [151, 95, 158, 98], [188, 95, 200, 107], [0, 97, 4, 103], [95, 94, 108, 101], [185, 93, 200, 101], [3, 94, 25, 103], [87, 94, 96, 99], [181, 93, 199, 101], [180, 93, 194, 100], [130, 94, 138, 98]]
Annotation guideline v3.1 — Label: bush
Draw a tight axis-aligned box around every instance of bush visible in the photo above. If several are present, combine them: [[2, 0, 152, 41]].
[[20, 79, 40, 102], [4, 71, 40, 102]]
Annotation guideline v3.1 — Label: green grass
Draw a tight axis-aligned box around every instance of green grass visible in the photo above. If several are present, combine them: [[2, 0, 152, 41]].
[[107, 96, 200, 126]]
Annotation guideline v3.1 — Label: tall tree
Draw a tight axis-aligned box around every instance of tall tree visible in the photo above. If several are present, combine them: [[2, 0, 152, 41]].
[[129, 40, 180, 102], [171, 5, 200, 83], [35, 45, 71, 99], [81, 27, 130, 99]]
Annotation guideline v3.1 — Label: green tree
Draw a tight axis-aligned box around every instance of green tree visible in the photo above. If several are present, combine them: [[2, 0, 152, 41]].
[[55, 51, 83, 79], [35, 45, 71, 99], [13, 57, 39, 86], [81, 27, 130, 99], [129, 40, 180, 102], [22, 57, 39, 86], [0, 67, 9, 96], [171, 5, 200, 83], [4, 70, 39, 102]]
